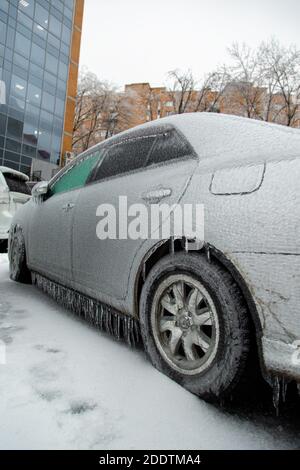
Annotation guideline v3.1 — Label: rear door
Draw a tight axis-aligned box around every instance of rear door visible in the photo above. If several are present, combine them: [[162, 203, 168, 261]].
[[28, 150, 101, 283], [72, 127, 197, 302]]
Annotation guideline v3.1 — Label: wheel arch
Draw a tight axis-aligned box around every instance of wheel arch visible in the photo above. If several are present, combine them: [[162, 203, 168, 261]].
[[134, 238, 267, 379]]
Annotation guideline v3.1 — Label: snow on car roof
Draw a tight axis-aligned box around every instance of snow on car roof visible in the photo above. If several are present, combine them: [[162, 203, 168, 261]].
[[0, 166, 29, 182], [77, 112, 300, 171], [93, 112, 300, 168], [168, 112, 300, 165]]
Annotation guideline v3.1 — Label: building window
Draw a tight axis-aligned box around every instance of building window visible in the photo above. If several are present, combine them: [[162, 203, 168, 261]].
[[0, 20, 7, 45], [5, 138, 21, 154], [42, 91, 55, 113], [49, 15, 62, 38], [34, 4, 49, 28], [45, 52, 59, 74], [58, 61, 68, 80], [4, 150, 21, 164], [62, 24, 71, 45], [11, 74, 27, 109], [18, 0, 35, 17], [15, 32, 31, 58], [34, 22, 47, 39], [38, 130, 51, 161], [7, 117, 23, 142], [0, 114, 7, 136], [31, 43, 46, 67], [55, 97, 65, 117], [0, 0, 78, 177], [27, 83, 42, 107], [18, 10, 33, 29]]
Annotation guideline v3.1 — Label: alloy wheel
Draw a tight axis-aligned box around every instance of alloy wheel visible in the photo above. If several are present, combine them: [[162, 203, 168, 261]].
[[151, 274, 220, 375]]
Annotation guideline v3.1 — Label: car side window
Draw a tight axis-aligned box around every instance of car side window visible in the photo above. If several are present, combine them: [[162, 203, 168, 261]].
[[146, 130, 192, 167], [50, 150, 102, 196], [94, 136, 156, 182]]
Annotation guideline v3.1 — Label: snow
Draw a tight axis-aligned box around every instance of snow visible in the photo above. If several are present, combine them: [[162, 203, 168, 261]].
[[95, 112, 300, 171], [170, 113, 300, 170], [0, 253, 299, 450]]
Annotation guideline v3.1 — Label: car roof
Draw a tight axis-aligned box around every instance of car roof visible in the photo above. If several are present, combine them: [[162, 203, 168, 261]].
[[169, 113, 300, 166], [84, 113, 300, 169], [0, 166, 29, 182]]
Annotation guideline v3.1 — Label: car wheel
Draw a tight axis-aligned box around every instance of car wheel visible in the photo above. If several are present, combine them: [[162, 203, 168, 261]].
[[9, 226, 31, 283], [139, 252, 251, 401]]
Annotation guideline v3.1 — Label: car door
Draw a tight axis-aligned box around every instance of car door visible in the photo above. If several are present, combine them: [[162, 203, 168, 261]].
[[28, 150, 101, 284], [72, 126, 197, 303]]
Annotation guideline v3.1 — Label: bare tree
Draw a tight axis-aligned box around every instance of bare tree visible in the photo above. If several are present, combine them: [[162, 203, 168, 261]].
[[226, 40, 300, 126], [193, 67, 231, 113], [72, 69, 117, 153], [101, 91, 135, 138], [166, 67, 230, 115], [73, 40, 300, 153], [259, 39, 300, 126], [167, 69, 196, 114], [226, 42, 265, 119]]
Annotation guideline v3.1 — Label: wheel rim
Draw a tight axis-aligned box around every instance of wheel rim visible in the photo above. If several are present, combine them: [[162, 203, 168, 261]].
[[151, 274, 220, 375]]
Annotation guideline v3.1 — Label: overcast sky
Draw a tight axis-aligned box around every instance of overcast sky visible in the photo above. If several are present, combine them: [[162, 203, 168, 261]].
[[80, 0, 300, 89]]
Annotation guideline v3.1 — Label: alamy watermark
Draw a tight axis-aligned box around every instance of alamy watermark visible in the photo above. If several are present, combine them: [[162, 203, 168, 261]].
[[96, 196, 204, 250]]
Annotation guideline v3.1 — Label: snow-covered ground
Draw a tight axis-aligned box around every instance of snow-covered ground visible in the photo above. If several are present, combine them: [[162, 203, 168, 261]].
[[0, 253, 299, 450]]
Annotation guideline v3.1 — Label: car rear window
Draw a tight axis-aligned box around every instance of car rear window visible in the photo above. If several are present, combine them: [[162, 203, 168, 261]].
[[3, 174, 31, 195], [146, 130, 192, 166], [94, 136, 156, 181]]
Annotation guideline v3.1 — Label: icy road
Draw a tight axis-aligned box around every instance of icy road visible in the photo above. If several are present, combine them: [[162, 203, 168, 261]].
[[0, 254, 299, 450]]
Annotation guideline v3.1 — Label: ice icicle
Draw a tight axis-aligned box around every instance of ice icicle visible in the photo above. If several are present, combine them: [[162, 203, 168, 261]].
[[281, 377, 288, 404], [33, 272, 141, 347], [272, 376, 280, 416]]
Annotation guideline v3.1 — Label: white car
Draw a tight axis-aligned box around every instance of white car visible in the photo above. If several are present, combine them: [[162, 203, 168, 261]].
[[8, 114, 300, 403], [0, 166, 31, 253]]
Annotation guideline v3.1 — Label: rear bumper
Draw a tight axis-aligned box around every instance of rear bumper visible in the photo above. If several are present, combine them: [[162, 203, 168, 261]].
[[262, 337, 300, 382]]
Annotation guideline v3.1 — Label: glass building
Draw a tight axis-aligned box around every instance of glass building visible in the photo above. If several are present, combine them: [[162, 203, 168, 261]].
[[0, 0, 84, 180]]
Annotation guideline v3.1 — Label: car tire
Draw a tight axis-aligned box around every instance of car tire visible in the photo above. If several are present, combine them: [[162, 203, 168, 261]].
[[139, 252, 251, 401], [9, 226, 31, 284]]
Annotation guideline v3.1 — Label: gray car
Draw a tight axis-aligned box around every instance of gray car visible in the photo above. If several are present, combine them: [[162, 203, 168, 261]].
[[8, 113, 300, 402]]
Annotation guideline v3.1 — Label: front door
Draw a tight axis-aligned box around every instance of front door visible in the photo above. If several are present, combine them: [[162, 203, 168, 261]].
[[28, 189, 80, 282], [28, 150, 101, 284]]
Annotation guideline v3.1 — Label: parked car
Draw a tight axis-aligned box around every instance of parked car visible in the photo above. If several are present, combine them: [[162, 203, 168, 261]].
[[8, 113, 300, 402], [0, 166, 31, 253]]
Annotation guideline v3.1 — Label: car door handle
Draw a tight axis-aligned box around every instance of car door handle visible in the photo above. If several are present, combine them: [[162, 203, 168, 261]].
[[62, 202, 75, 212], [142, 188, 172, 203]]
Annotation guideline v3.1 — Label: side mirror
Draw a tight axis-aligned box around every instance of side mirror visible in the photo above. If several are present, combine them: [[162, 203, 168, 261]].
[[32, 181, 49, 198]]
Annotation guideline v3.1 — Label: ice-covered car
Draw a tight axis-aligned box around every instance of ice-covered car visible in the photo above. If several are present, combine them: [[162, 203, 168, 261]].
[[0, 166, 31, 253], [8, 113, 300, 402]]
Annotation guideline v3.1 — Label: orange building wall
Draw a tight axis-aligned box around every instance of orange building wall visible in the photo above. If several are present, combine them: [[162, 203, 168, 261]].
[[60, 0, 85, 166]]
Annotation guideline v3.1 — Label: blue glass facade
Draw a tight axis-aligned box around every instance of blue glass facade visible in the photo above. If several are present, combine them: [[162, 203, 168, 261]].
[[0, 0, 75, 177]]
